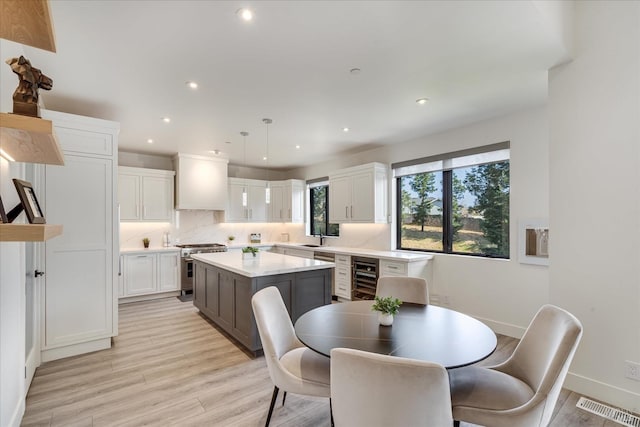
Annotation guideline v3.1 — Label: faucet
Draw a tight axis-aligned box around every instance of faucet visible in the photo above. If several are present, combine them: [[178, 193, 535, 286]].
[[315, 234, 326, 246]]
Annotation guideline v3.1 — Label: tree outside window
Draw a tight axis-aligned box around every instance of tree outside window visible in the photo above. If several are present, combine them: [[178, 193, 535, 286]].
[[310, 185, 339, 237], [397, 160, 509, 258]]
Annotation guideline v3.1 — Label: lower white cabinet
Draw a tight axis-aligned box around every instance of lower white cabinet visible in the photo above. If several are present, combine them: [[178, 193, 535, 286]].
[[121, 250, 179, 298], [334, 254, 351, 300]]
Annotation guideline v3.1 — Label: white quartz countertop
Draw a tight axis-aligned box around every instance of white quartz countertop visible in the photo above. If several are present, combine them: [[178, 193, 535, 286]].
[[274, 243, 433, 262], [120, 247, 181, 254], [191, 251, 335, 278]]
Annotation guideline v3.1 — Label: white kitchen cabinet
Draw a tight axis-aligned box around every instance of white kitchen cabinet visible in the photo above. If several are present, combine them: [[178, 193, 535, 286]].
[[124, 253, 157, 295], [334, 254, 351, 300], [121, 250, 180, 298], [39, 109, 120, 362], [118, 166, 174, 221], [226, 178, 268, 222], [269, 179, 305, 223], [174, 153, 228, 210], [329, 162, 388, 223], [282, 247, 314, 259]]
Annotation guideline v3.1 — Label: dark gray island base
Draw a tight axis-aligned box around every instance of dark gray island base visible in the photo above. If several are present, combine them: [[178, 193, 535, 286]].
[[192, 255, 332, 355]]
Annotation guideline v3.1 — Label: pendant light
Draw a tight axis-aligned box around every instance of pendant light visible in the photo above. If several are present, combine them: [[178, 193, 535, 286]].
[[240, 131, 249, 207], [263, 118, 272, 204]]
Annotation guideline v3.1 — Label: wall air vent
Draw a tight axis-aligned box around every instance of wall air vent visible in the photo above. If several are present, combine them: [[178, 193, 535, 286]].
[[576, 397, 640, 427]]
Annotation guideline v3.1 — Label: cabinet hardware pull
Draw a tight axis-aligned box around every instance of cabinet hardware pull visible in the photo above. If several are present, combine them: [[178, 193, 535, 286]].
[[345, 206, 348, 217]]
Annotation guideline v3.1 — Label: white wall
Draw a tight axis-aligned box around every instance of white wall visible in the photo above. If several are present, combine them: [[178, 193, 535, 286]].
[[292, 105, 550, 334], [549, 1, 640, 411], [0, 39, 27, 427]]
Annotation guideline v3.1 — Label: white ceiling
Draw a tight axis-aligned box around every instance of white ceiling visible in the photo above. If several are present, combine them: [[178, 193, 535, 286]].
[[22, 1, 569, 169]]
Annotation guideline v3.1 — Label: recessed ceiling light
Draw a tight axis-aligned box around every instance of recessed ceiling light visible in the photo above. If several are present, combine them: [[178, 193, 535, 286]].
[[237, 8, 254, 21], [295, 145, 300, 149], [186, 81, 198, 89], [343, 127, 350, 132], [262, 156, 267, 161], [209, 149, 220, 155], [147, 139, 153, 144], [162, 117, 171, 123], [416, 98, 429, 105]]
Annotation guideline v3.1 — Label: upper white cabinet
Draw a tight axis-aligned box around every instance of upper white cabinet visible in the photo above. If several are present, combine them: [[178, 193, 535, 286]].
[[173, 153, 228, 210], [269, 179, 305, 223], [227, 178, 268, 222], [329, 162, 388, 223], [118, 166, 174, 221]]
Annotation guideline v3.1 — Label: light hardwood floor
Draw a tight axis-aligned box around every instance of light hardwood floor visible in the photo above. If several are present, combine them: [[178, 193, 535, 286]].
[[22, 297, 622, 426]]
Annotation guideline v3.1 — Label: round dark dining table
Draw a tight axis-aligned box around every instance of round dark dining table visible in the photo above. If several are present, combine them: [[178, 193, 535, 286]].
[[294, 300, 497, 369]]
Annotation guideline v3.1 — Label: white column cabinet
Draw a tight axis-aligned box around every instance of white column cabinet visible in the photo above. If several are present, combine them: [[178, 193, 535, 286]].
[[121, 250, 180, 298], [40, 109, 120, 362], [329, 162, 388, 224], [118, 166, 174, 221]]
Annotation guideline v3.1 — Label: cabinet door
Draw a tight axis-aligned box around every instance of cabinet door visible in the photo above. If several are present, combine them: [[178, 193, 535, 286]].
[[232, 275, 253, 344], [204, 265, 220, 318], [118, 173, 140, 220], [142, 176, 173, 221], [193, 262, 206, 310], [44, 154, 115, 348], [289, 181, 305, 223], [329, 175, 351, 222], [227, 181, 248, 222], [124, 254, 157, 295], [248, 182, 267, 222], [350, 170, 375, 222], [218, 270, 234, 329], [158, 252, 179, 291], [269, 183, 285, 222]]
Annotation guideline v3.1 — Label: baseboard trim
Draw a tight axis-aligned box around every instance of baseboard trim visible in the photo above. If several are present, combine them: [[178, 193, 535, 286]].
[[119, 291, 181, 304], [564, 372, 640, 414], [8, 397, 25, 427], [475, 315, 527, 339], [41, 337, 111, 363]]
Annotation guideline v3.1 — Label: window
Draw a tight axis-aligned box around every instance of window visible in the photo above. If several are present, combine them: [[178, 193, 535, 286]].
[[309, 183, 339, 237], [394, 142, 510, 258]]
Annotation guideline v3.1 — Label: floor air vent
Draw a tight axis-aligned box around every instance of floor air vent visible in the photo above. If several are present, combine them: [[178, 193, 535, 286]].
[[576, 397, 640, 427]]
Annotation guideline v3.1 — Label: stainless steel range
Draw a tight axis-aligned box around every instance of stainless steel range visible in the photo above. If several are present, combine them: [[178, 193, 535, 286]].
[[176, 243, 227, 294]]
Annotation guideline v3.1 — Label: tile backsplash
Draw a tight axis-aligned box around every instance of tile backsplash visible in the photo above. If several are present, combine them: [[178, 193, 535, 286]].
[[119, 210, 391, 250]]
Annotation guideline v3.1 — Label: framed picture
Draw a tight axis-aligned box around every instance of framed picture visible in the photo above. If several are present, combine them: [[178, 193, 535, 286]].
[[12, 179, 46, 224], [518, 219, 548, 266], [0, 195, 8, 223]]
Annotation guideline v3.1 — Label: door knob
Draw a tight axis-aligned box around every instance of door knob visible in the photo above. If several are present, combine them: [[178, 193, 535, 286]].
[[34, 270, 45, 277]]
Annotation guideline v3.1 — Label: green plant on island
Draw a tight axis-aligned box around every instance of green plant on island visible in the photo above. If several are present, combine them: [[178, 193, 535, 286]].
[[371, 295, 402, 316], [242, 246, 259, 257]]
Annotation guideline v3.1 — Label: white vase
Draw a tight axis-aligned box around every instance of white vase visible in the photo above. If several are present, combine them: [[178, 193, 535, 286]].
[[378, 312, 394, 326], [242, 252, 258, 260]]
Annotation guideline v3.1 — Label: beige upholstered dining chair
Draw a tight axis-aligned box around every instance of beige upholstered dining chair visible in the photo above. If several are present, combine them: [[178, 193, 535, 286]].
[[450, 304, 583, 427], [331, 348, 453, 427], [251, 286, 331, 427], [376, 275, 429, 305]]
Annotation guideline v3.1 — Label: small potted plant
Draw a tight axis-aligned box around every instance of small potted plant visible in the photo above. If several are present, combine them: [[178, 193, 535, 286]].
[[242, 246, 259, 260], [142, 237, 150, 249], [227, 235, 236, 245], [371, 295, 402, 326]]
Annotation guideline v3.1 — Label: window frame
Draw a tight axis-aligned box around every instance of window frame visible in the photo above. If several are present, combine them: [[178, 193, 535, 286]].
[[394, 143, 510, 259], [308, 182, 339, 237]]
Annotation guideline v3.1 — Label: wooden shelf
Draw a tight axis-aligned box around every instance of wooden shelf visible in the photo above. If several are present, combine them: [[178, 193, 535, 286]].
[[0, 113, 64, 165], [0, 0, 56, 52], [0, 224, 63, 242]]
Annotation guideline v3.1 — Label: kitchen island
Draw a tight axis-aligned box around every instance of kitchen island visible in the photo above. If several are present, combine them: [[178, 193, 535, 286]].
[[191, 251, 334, 355]]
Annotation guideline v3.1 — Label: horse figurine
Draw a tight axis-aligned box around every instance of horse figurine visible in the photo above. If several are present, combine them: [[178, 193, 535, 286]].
[[6, 56, 53, 117]]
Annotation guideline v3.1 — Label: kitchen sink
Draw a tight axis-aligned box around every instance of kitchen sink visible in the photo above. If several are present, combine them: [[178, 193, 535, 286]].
[[299, 244, 320, 247]]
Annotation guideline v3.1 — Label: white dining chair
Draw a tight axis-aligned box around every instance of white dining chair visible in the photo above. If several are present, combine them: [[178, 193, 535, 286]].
[[251, 286, 331, 427], [376, 275, 429, 305], [450, 304, 583, 427], [331, 347, 453, 427]]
